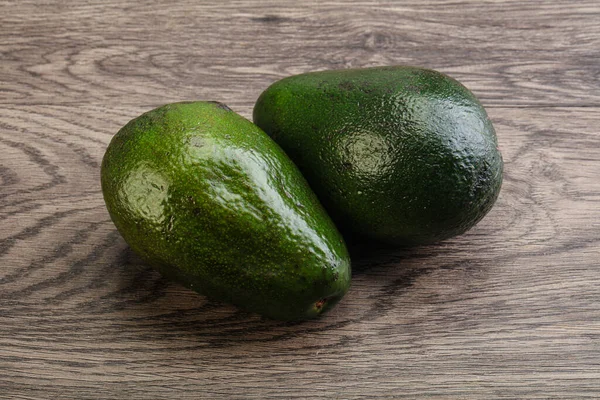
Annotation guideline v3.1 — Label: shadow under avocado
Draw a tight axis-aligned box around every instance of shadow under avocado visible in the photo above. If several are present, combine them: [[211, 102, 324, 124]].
[[108, 234, 445, 349], [344, 233, 433, 275]]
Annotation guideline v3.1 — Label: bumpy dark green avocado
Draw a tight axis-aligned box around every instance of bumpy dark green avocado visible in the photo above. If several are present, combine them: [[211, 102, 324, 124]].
[[101, 101, 350, 320], [253, 66, 503, 246]]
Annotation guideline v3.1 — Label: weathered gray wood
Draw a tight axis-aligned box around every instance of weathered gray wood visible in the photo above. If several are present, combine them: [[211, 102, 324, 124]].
[[1, 1, 600, 399], [2, 0, 600, 110]]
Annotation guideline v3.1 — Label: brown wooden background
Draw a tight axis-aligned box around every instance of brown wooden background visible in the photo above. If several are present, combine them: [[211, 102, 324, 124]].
[[1, 1, 599, 398]]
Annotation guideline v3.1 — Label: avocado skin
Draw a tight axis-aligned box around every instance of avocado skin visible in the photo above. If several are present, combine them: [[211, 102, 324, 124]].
[[101, 101, 350, 320], [253, 66, 503, 246]]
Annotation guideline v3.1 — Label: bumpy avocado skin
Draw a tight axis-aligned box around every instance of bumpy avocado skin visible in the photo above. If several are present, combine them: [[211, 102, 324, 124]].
[[253, 66, 503, 246], [101, 101, 350, 320]]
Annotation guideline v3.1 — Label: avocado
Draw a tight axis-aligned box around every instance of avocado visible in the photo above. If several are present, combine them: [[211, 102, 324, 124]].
[[101, 101, 351, 320], [253, 66, 503, 246]]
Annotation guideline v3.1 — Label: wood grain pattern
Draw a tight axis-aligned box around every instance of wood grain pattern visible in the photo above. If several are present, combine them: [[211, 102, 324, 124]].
[[1, 1, 599, 398]]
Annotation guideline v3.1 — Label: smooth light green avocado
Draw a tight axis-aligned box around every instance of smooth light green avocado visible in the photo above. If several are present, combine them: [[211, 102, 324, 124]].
[[253, 66, 503, 246], [101, 101, 351, 320]]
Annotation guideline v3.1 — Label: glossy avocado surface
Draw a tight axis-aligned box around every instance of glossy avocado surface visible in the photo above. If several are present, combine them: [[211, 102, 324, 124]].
[[253, 66, 503, 246], [101, 101, 351, 320]]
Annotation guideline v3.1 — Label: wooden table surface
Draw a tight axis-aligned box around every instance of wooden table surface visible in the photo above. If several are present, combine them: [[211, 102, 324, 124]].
[[2, 1, 599, 398]]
